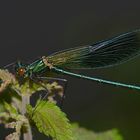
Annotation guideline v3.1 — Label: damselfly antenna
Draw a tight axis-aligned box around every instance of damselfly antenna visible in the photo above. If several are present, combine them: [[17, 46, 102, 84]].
[[3, 62, 16, 69]]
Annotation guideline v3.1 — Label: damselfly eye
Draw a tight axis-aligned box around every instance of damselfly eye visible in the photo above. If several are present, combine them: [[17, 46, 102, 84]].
[[17, 68, 26, 76]]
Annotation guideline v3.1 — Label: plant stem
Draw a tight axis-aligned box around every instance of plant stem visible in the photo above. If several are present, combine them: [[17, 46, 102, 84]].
[[22, 95, 33, 140]]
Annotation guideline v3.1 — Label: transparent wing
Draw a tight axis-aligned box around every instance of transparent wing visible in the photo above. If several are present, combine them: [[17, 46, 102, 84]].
[[47, 29, 140, 69]]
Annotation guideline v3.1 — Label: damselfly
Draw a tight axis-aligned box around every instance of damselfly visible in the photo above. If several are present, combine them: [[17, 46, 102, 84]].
[[14, 29, 140, 92]]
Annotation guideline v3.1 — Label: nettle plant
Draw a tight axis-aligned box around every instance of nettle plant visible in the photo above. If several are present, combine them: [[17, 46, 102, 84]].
[[0, 69, 123, 140]]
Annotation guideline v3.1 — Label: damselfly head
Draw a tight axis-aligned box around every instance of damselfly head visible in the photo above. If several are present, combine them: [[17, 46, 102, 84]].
[[15, 61, 27, 77]]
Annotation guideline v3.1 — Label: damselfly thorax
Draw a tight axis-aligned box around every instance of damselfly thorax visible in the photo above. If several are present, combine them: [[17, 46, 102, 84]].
[[15, 56, 53, 78]]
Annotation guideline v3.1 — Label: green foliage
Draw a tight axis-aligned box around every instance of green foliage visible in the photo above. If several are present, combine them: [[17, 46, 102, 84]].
[[72, 124, 123, 140], [0, 101, 29, 140], [4, 101, 18, 115], [27, 100, 73, 140], [0, 69, 124, 140]]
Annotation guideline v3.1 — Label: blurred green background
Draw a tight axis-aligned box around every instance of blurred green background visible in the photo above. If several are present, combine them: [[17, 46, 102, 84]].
[[0, 0, 140, 140]]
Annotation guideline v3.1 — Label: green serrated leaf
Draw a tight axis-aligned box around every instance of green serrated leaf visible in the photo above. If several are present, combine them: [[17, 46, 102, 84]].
[[0, 100, 5, 113], [72, 124, 123, 140], [26, 104, 33, 118], [27, 100, 73, 140], [4, 101, 18, 115]]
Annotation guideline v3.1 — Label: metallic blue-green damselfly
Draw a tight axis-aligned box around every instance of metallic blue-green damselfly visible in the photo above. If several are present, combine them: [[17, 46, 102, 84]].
[[15, 29, 140, 91]]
